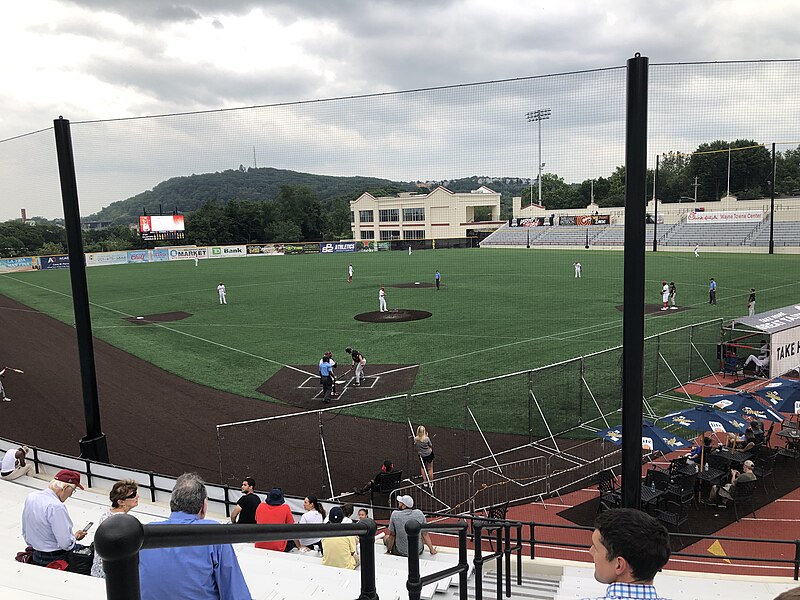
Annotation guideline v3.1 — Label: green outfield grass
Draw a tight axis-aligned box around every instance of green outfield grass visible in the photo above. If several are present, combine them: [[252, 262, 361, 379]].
[[1, 248, 798, 436]]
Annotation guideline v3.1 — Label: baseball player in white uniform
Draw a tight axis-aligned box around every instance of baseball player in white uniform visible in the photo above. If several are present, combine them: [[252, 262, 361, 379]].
[[574, 262, 582, 278], [217, 282, 227, 305], [348, 264, 353, 283], [661, 281, 669, 311], [379, 287, 387, 312]]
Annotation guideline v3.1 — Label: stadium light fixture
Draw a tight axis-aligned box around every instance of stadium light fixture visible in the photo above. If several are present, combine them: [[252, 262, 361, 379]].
[[526, 108, 551, 206]]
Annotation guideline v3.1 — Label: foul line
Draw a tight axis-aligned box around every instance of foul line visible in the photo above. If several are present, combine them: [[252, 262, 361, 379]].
[[4, 276, 316, 377]]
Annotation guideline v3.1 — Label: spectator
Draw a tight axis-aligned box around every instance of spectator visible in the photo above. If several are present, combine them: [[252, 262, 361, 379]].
[[751, 420, 765, 446], [138, 473, 251, 600], [21, 469, 90, 567], [288, 495, 326, 553], [230, 477, 260, 524], [357, 508, 369, 521], [353, 459, 398, 495], [774, 588, 800, 600], [90, 479, 139, 578], [708, 460, 756, 508], [1, 444, 34, 481], [584, 508, 671, 600], [254, 488, 294, 552], [341, 503, 354, 523], [384, 495, 437, 557], [686, 437, 712, 467], [414, 426, 435, 487], [743, 353, 769, 375], [321, 507, 359, 570]]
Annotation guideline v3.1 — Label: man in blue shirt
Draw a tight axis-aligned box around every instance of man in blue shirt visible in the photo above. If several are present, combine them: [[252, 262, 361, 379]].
[[584, 508, 671, 600], [435, 270, 441, 290], [139, 473, 251, 600], [709, 278, 717, 305], [320, 355, 334, 404]]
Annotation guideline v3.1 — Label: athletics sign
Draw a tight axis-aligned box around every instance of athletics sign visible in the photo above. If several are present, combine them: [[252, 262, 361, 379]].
[[686, 210, 762, 224]]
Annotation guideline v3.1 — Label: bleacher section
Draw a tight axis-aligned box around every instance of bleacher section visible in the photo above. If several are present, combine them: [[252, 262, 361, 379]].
[[3, 474, 798, 600], [481, 219, 800, 248]]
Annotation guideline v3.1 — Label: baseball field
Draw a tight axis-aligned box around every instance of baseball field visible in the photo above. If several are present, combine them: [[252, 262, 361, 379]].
[[1, 247, 797, 434]]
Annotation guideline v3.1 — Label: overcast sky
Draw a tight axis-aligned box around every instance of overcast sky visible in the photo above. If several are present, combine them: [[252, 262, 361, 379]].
[[2, 0, 800, 221]]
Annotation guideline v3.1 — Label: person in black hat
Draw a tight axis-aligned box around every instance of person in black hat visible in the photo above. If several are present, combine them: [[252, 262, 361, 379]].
[[321, 507, 359, 570], [352, 459, 398, 494], [254, 488, 295, 551]]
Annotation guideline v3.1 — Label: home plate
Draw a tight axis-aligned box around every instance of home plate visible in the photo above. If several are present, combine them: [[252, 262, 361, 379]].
[[414, 282, 420, 285]]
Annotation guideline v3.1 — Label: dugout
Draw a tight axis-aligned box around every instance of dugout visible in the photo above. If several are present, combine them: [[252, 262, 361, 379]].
[[721, 303, 800, 379]]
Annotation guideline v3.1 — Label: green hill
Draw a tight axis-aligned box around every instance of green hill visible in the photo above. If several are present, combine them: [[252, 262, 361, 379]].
[[87, 167, 420, 225]]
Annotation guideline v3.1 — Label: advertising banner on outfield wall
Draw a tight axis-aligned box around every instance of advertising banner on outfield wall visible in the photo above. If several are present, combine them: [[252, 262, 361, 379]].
[[210, 245, 247, 258], [509, 217, 547, 227], [0, 257, 34, 273], [168, 247, 208, 260], [558, 214, 611, 226], [151, 248, 170, 262], [246, 244, 284, 256], [40, 255, 70, 269], [320, 242, 356, 253], [127, 250, 149, 264], [686, 210, 763, 224], [284, 243, 321, 255], [86, 251, 128, 267]]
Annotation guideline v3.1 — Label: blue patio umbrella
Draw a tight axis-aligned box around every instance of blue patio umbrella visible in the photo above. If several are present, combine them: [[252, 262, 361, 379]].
[[596, 420, 691, 454], [751, 378, 800, 415], [660, 405, 748, 436], [702, 392, 784, 423]]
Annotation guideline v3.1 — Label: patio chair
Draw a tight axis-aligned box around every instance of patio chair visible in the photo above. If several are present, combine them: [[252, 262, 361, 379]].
[[369, 470, 403, 506], [763, 422, 775, 449], [656, 497, 691, 543], [665, 472, 698, 509], [721, 354, 742, 378], [483, 501, 509, 551], [729, 478, 758, 521], [752, 450, 777, 493], [596, 470, 621, 514]]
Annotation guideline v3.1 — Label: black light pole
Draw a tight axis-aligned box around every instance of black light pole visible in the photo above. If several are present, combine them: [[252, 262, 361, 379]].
[[621, 54, 648, 510], [652, 155, 659, 252], [769, 142, 776, 255], [53, 117, 109, 463]]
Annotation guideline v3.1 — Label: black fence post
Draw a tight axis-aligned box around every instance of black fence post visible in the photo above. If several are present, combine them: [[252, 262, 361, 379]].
[[769, 142, 776, 255], [530, 521, 536, 559], [406, 519, 423, 600], [794, 539, 800, 580], [473, 521, 485, 600], [458, 526, 468, 599], [516, 523, 523, 585], [504, 523, 511, 597], [96, 514, 144, 600], [621, 53, 649, 510], [495, 526, 503, 600], [358, 519, 379, 600]]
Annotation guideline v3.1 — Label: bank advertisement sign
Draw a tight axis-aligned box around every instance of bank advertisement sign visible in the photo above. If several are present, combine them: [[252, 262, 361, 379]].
[[0, 257, 34, 273], [210, 245, 247, 258], [40, 255, 70, 270], [686, 210, 762, 224]]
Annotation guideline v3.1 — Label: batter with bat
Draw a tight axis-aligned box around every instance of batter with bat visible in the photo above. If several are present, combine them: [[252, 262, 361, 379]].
[[344, 347, 366, 386], [0, 366, 24, 402]]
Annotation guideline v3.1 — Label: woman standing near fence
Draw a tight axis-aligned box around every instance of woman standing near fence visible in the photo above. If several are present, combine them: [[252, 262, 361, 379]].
[[414, 425, 435, 489]]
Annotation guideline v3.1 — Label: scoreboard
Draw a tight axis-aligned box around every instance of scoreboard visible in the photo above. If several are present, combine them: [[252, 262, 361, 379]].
[[139, 215, 185, 241]]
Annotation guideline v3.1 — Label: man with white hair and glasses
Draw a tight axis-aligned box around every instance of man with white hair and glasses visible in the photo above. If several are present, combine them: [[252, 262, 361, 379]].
[[21, 469, 90, 567]]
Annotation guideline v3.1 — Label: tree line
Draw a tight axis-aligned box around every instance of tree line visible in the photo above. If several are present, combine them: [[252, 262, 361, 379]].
[[520, 140, 800, 210]]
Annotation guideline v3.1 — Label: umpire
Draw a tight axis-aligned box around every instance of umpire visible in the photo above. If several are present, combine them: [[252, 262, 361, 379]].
[[320, 355, 334, 404]]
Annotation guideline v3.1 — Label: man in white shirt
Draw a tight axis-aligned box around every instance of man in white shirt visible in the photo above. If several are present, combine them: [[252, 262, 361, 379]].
[[217, 282, 227, 305], [1, 445, 33, 481], [379, 287, 387, 312], [22, 469, 90, 566], [574, 262, 582, 278], [661, 281, 670, 311], [348, 264, 353, 283]]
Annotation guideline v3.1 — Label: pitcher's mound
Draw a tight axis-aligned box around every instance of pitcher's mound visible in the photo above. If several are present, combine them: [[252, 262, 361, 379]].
[[124, 311, 192, 324], [355, 309, 432, 323], [615, 304, 690, 315], [390, 282, 436, 289]]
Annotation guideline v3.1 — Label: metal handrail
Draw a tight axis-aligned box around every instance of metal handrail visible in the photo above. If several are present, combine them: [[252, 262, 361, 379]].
[[404, 521, 469, 600], [95, 515, 381, 600]]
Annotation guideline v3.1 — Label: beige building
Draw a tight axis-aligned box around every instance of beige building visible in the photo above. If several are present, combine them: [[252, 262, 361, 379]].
[[350, 186, 503, 241]]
